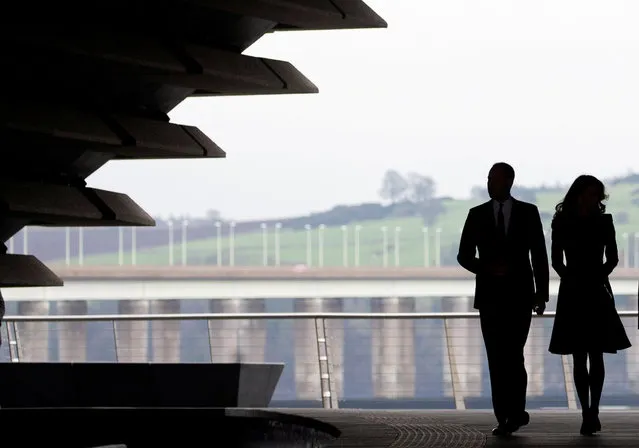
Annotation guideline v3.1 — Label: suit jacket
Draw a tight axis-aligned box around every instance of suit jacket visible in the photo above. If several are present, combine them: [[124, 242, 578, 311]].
[[457, 198, 549, 310]]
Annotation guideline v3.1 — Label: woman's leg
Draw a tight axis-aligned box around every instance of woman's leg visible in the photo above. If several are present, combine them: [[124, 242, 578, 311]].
[[572, 352, 590, 412], [588, 352, 605, 416]]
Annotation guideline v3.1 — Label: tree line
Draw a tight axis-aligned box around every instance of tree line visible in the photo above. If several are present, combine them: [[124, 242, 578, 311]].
[[153, 171, 639, 234]]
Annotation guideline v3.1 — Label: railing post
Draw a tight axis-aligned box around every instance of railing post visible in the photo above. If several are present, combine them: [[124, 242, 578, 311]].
[[443, 317, 466, 410], [561, 355, 578, 410], [112, 320, 120, 362], [3, 322, 19, 362], [323, 317, 340, 409], [206, 320, 215, 363], [314, 317, 334, 409], [10, 321, 22, 362]]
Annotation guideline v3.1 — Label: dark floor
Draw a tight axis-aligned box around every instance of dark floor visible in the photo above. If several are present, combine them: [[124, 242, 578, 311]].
[[279, 409, 639, 447]]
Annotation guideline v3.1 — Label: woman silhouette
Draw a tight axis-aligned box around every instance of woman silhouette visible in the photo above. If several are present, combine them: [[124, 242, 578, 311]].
[[549, 175, 631, 436]]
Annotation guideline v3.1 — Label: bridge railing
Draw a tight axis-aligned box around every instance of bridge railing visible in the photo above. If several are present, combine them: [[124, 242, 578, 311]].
[[1, 311, 638, 410]]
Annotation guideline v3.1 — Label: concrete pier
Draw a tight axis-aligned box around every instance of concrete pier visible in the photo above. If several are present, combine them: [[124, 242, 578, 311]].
[[293, 298, 322, 400], [208, 299, 266, 363], [371, 297, 416, 398], [57, 300, 88, 362], [115, 300, 149, 362], [525, 315, 545, 397], [151, 299, 181, 363], [441, 297, 483, 399], [628, 294, 639, 393], [16, 301, 50, 361]]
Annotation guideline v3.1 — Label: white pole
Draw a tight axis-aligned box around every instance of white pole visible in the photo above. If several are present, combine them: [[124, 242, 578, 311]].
[[261, 223, 268, 266], [275, 223, 282, 266], [167, 221, 174, 266], [118, 227, 124, 266], [435, 228, 442, 267], [65, 227, 71, 265], [78, 228, 83, 265], [354, 225, 361, 267], [229, 222, 235, 266], [381, 226, 388, 267], [634, 232, 639, 269], [318, 224, 326, 267], [23, 227, 29, 254], [422, 227, 429, 267], [341, 225, 348, 267], [623, 233, 629, 268], [394, 226, 401, 267], [131, 227, 137, 265], [181, 219, 189, 266], [215, 221, 221, 267], [305, 224, 312, 267]]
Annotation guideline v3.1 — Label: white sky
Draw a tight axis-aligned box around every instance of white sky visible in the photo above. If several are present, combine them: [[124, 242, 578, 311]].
[[88, 0, 639, 220]]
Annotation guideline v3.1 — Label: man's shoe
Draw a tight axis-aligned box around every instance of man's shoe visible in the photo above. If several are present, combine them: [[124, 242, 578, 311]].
[[491, 423, 512, 437], [506, 412, 530, 433]]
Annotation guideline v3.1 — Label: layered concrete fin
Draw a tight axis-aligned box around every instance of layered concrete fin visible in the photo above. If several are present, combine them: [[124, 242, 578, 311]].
[[202, 0, 388, 30], [0, 254, 63, 287], [8, 32, 319, 98], [2, 101, 226, 160], [0, 180, 155, 227]]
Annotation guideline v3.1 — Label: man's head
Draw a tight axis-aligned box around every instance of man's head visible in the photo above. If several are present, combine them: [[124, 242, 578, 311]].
[[487, 162, 515, 202]]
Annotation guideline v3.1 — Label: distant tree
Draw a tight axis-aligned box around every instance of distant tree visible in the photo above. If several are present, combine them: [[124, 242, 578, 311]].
[[406, 172, 436, 204], [205, 209, 222, 221], [511, 186, 537, 204], [379, 170, 408, 204], [405, 172, 444, 225], [607, 172, 639, 186], [616, 212, 629, 225], [470, 185, 488, 201]]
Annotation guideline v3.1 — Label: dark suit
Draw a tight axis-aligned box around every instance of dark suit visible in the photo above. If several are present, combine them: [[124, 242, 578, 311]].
[[457, 198, 549, 424]]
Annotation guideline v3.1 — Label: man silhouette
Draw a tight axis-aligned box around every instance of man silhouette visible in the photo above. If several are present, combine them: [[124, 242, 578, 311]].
[[457, 162, 549, 436]]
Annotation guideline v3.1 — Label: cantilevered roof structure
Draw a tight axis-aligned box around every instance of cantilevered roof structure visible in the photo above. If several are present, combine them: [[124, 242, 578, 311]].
[[0, 0, 386, 287]]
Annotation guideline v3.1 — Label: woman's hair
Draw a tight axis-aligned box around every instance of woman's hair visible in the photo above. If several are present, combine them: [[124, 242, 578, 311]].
[[552, 175, 607, 225]]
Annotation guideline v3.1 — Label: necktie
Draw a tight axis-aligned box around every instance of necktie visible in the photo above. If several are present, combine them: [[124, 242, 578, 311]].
[[497, 202, 506, 237]]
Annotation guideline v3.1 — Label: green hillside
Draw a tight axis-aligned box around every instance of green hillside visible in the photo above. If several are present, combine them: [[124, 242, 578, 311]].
[[55, 183, 639, 267]]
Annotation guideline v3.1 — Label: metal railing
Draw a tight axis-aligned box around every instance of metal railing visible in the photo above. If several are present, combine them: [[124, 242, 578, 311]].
[[1, 311, 638, 410]]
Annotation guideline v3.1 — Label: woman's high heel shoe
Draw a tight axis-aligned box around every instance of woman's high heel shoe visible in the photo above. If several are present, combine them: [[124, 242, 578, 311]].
[[580, 410, 595, 436], [591, 410, 601, 432]]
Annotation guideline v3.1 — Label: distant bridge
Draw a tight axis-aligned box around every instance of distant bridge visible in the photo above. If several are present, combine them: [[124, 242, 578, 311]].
[[4, 266, 638, 301], [45, 265, 639, 280]]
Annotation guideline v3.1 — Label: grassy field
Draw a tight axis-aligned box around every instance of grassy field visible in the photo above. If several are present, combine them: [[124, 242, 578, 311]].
[[54, 183, 639, 267]]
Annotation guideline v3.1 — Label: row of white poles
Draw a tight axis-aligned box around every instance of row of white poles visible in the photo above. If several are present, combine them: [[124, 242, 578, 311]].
[[6, 224, 639, 268], [244, 223, 444, 268], [6, 222, 443, 267]]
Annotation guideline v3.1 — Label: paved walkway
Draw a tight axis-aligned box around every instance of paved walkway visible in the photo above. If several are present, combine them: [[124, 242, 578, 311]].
[[283, 409, 639, 447]]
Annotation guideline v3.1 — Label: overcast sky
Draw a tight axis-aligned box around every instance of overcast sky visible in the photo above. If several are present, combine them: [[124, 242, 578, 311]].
[[87, 0, 639, 220]]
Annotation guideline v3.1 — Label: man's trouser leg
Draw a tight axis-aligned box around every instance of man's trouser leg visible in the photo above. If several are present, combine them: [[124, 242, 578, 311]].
[[480, 308, 508, 423], [505, 307, 532, 418]]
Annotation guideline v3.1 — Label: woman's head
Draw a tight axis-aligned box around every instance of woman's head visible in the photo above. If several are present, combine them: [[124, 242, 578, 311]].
[[554, 175, 607, 219]]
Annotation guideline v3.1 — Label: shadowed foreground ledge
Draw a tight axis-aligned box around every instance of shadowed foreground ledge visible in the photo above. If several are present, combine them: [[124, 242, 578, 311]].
[[285, 409, 639, 447], [1, 408, 340, 448]]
